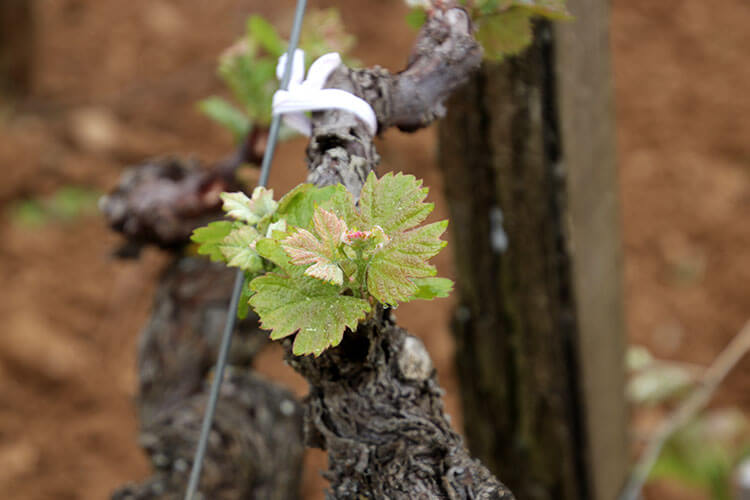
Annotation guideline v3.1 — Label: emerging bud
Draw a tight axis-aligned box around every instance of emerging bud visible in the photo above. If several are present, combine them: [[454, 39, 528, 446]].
[[342, 229, 370, 245], [341, 225, 390, 251]]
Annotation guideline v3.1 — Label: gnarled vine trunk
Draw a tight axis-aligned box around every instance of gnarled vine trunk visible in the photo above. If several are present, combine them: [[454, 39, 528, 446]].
[[284, 7, 514, 499], [287, 312, 510, 499], [112, 255, 305, 500], [104, 159, 305, 500]]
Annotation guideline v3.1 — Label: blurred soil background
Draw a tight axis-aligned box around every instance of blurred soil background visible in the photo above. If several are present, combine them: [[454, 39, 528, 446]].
[[0, 0, 747, 499]]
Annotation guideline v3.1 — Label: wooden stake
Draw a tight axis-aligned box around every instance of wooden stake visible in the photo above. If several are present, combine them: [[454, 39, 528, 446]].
[[438, 1, 627, 497]]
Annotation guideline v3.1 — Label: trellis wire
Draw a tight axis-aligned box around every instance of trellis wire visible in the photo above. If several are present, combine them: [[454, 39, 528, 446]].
[[184, 1, 308, 498]]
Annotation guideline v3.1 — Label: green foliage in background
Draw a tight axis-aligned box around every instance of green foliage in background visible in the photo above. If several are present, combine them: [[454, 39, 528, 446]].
[[199, 9, 356, 145], [650, 410, 750, 500], [626, 345, 698, 406], [406, 0, 570, 61], [7, 186, 101, 228], [192, 173, 453, 356], [627, 346, 750, 499]]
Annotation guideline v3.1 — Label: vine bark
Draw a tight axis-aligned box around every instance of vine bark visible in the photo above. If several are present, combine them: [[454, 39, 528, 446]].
[[285, 7, 514, 498], [104, 158, 305, 500]]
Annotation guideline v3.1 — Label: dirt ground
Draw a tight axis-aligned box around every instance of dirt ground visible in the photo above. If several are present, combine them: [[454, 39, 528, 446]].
[[0, 0, 747, 499]]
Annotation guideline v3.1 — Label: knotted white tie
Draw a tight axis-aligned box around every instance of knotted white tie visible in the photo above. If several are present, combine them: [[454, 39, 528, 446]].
[[272, 50, 378, 137]]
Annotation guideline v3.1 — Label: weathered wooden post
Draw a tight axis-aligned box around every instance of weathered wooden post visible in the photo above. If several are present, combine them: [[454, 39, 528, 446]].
[[437, 1, 627, 498]]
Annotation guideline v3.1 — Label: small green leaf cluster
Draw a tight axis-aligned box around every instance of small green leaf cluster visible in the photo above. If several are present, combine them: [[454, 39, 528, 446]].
[[191, 172, 453, 356], [198, 9, 356, 144], [7, 186, 101, 228], [649, 409, 749, 500], [406, 0, 570, 61]]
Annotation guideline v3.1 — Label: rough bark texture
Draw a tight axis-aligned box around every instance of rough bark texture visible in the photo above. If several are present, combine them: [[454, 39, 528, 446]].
[[307, 7, 482, 196], [287, 312, 512, 499], [284, 7, 513, 499], [103, 136, 306, 499], [134, 257, 269, 424], [100, 157, 236, 255], [113, 257, 304, 500], [0, 0, 34, 96], [438, 25, 585, 499], [437, 14, 626, 500], [114, 370, 303, 500], [100, 127, 268, 255]]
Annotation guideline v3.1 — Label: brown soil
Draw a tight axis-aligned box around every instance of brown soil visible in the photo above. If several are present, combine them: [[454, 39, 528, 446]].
[[0, 0, 747, 499]]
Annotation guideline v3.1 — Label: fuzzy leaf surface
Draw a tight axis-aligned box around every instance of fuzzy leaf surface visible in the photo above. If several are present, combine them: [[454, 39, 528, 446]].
[[357, 172, 449, 305], [358, 172, 431, 233], [221, 187, 277, 224], [237, 273, 253, 320], [220, 192, 255, 223], [255, 237, 293, 271], [249, 273, 370, 356], [412, 277, 454, 300], [366, 220, 448, 304], [282, 208, 347, 284], [476, 8, 534, 60], [191, 221, 234, 262], [220, 226, 263, 272], [277, 183, 355, 230], [282, 228, 342, 284]]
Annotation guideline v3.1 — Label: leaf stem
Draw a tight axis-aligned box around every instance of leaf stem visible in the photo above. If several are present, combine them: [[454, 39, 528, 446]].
[[354, 247, 368, 299]]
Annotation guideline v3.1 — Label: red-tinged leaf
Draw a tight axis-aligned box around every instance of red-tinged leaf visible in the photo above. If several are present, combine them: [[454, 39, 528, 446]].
[[281, 207, 348, 285]]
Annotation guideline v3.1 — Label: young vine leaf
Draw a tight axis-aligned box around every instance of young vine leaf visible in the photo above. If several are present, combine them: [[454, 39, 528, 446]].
[[475, 0, 571, 60], [358, 172, 447, 304], [221, 187, 277, 224], [191, 221, 234, 262], [358, 171, 432, 232], [412, 277, 454, 300], [282, 208, 347, 285], [366, 218, 448, 304], [199, 9, 357, 145], [191, 172, 452, 356], [250, 239, 370, 356], [220, 225, 263, 272], [237, 274, 254, 320]]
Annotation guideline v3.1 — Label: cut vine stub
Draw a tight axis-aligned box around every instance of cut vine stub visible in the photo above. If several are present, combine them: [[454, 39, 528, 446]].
[[100, 157, 243, 253]]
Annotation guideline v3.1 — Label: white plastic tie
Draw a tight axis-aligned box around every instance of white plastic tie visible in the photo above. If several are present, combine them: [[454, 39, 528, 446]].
[[272, 49, 377, 137]]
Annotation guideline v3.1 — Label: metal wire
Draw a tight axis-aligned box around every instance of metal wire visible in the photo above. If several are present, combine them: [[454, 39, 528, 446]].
[[184, 2, 308, 498]]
